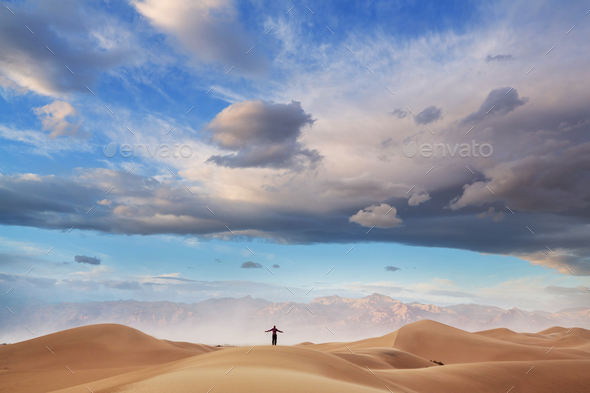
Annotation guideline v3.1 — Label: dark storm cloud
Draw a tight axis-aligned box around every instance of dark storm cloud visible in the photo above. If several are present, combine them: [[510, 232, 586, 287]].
[[384, 266, 400, 272], [460, 87, 528, 124], [1, 169, 590, 275], [414, 106, 442, 125], [0, 1, 142, 95], [449, 141, 590, 213], [74, 255, 101, 265], [206, 100, 321, 170], [0, 170, 169, 235], [241, 261, 262, 269], [485, 54, 514, 62], [447, 91, 590, 217]]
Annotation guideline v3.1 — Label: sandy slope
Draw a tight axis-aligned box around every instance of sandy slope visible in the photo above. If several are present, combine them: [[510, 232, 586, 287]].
[[0, 324, 218, 393], [2, 321, 589, 393], [390, 320, 590, 363]]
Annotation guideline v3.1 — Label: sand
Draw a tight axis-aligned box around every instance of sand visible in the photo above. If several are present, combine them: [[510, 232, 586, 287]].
[[1, 321, 589, 393]]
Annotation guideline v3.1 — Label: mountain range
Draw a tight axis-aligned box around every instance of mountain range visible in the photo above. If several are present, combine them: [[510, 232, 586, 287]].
[[2, 293, 588, 345]]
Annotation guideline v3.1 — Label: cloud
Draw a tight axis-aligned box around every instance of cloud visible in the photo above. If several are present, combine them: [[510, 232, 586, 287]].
[[100, 280, 142, 290], [428, 289, 476, 298], [379, 137, 394, 149], [61, 278, 99, 291], [152, 276, 196, 282], [432, 278, 455, 287], [384, 266, 400, 272], [0, 251, 46, 269], [0, 1, 590, 281], [476, 207, 505, 222], [0, 1, 143, 96], [349, 204, 403, 229], [72, 265, 110, 277], [62, 278, 142, 291], [460, 87, 528, 124], [205, 100, 321, 170], [0, 273, 57, 289], [485, 54, 514, 62], [74, 255, 101, 265], [389, 108, 408, 119], [1, 154, 590, 277], [272, 264, 280, 268], [131, 0, 266, 76], [518, 249, 590, 276], [319, 174, 412, 202], [0, 124, 92, 157], [0, 76, 28, 95], [407, 192, 431, 206], [33, 101, 83, 138], [545, 285, 588, 295], [241, 261, 262, 269], [414, 105, 442, 125], [449, 141, 590, 212]]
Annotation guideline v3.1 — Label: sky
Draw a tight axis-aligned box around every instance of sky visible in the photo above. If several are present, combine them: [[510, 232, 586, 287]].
[[1, 0, 590, 313]]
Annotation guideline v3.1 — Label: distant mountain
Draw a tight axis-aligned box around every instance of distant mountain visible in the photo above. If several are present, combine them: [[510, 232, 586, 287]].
[[2, 293, 588, 345]]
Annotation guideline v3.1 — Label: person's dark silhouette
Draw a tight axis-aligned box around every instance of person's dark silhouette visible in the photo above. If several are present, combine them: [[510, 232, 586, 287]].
[[265, 325, 283, 345]]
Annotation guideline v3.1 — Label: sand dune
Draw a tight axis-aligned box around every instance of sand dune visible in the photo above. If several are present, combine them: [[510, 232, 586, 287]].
[[2, 320, 589, 393], [475, 326, 590, 349], [0, 324, 217, 393], [537, 326, 590, 341], [389, 320, 590, 363]]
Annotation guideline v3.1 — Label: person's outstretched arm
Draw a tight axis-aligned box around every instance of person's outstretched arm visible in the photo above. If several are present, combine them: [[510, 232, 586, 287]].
[[278, 329, 283, 333], [265, 329, 271, 332]]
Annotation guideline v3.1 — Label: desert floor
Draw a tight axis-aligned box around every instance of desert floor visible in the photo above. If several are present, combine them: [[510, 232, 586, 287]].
[[1, 320, 589, 393]]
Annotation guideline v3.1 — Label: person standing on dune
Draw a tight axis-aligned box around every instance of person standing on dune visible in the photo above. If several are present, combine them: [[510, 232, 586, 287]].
[[265, 325, 283, 346]]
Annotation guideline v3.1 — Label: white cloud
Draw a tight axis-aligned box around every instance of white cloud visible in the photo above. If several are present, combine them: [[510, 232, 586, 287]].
[[408, 192, 430, 206], [432, 278, 455, 287], [0, 76, 28, 95], [131, 0, 266, 75], [33, 101, 83, 138], [349, 204, 402, 229], [0, 125, 92, 156], [71, 265, 111, 278]]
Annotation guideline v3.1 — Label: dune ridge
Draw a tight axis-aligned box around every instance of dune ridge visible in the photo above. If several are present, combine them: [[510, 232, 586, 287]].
[[1, 321, 589, 393]]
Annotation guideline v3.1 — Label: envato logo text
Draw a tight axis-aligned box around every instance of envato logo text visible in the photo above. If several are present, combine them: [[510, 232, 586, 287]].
[[103, 142, 193, 159], [403, 140, 493, 158]]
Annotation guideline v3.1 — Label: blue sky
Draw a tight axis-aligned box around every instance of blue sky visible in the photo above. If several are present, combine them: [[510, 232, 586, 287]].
[[1, 0, 590, 312]]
